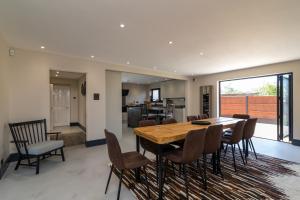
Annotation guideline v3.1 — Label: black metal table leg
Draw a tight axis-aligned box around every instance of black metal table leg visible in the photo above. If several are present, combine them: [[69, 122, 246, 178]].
[[158, 144, 164, 200], [135, 135, 141, 182]]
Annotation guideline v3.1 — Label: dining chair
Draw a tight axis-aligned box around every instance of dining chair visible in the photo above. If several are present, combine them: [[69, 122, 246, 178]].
[[222, 120, 246, 172], [186, 115, 198, 122], [198, 114, 209, 120], [104, 129, 151, 200], [161, 118, 177, 125], [243, 118, 258, 162], [202, 124, 223, 189], [233, 114, 250, 119], [139, 120, 175, 183], [164, 129, 206, 199]]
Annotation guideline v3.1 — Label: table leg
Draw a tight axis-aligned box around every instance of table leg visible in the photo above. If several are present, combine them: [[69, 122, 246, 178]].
[[158, 144, 164, 200], [135, 135, 141, 181]]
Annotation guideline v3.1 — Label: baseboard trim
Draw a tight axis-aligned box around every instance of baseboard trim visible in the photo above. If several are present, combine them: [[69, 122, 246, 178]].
[[292, 139, 300, 146], [85, 138, 106, 147], [0, 153, 19, 179], [70, 122, 80, 126], [79, 124, 86, 132]]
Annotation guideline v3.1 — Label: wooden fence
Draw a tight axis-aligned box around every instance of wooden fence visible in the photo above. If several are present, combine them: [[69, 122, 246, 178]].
[[221, 96, 277, 123]]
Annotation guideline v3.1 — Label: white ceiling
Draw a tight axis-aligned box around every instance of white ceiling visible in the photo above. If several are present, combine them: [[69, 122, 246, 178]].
[[50, 70, 84, 79], [122, 72, 170, 84], [1, 0, 300, 75]]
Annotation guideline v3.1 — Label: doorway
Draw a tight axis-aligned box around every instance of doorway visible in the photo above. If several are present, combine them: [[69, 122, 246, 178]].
[[219, 73, 293, 142]]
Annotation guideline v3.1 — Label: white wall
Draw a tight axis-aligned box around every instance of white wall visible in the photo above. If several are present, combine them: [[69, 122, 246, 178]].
[[150, 80, 186, 99], [106, 71, 122, 138], [50, 77, 79, 123], [0, 36, 10, 161], [8, 48, 106, 142], [187, 60, 300, 140], [122, 83, 149, 104], [78, 75, 86, 127]]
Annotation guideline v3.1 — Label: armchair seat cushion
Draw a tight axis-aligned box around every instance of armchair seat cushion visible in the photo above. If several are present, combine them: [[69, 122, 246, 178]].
[[21, 140, 64, 155]]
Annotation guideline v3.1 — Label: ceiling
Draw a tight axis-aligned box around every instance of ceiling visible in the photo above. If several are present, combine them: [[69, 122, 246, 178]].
[[50, 70, 84, 79], [1, 0, 300, 76], [122, 72, 170, 84]]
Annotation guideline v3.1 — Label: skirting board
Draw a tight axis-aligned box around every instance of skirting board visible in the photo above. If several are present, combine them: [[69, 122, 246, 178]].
[[85, 138, 106, 147]]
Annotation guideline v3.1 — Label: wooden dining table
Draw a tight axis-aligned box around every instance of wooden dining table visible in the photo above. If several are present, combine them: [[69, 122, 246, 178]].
[[133, 117, 242, 200]]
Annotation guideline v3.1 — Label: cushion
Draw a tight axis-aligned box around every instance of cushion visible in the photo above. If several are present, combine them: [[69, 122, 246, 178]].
[[20, 140, 64, 155]]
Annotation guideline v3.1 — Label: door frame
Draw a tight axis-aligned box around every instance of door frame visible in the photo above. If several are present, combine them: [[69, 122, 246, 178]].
[[51, 84, 71, 127], [218, 72, 293, 142]]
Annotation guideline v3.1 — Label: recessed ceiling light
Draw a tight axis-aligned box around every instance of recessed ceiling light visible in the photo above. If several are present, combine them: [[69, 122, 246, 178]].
[[120, 24, 125, 28], [90, 55, 95, 58], [41, 46, 45, 49], [55, 74, 58, 77], [126, 61, 130, 65], [174, 70, 177, 73], [199, 52, 204, 56], [168, 41, 173, 45], [56, 71, 60, 74]]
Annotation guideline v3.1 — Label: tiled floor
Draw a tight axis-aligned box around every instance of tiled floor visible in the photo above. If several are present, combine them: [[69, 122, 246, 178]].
[[0, 124, 299, 200]]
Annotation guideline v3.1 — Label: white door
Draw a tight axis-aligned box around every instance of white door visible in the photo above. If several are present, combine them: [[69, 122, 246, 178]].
[[51, 85, 71, 127]]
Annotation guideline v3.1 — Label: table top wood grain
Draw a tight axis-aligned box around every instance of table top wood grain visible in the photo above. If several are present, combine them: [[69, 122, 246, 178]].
[[134, 117, 242, 144]]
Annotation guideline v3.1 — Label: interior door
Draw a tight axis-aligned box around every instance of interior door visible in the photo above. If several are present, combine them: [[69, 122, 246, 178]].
[[277, 74, 293, 142], [51, 85, 71, 127]]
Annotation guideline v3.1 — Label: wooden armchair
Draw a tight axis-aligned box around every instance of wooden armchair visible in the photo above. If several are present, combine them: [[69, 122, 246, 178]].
[[9, 119, 65, 174]]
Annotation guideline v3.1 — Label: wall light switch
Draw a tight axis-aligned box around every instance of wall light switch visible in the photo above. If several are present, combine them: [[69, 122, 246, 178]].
[[93, 93, 100, 100]]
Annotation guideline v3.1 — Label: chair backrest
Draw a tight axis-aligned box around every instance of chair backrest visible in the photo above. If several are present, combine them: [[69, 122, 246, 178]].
[[231, 120, 246, 143], [198, 114, 209, 120], [243, 118, 258, 139], [9, 119, 48, 154], [187, 115, 198, 122], [233, 114, 250, 119], [182, 129, 206, 163], [139, 120, 156, 127], [104, 129, 124, 169], [162, 118, 177, 125], [204, 124, 223, 154]]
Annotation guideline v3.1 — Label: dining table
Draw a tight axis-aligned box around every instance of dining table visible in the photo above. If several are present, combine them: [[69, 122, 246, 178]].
[[133, 117, 242, 200]]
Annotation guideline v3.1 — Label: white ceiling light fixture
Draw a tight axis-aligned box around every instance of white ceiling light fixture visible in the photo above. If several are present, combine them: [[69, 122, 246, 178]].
[[199, 52, 204, 56], [168, 41, 173, 45], [40, 46, 45, 49], [174, 70, 177, 73], [56, 71, 60, 74], [90, 55, 95, 58], [126, 61, 130, 65], [120, 23, 125, 28]]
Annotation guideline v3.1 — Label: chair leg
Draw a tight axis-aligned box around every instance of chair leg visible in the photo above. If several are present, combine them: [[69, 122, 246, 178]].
[[250, 139, 258, 159], [223, 144, 228, 159], [60, 148, 65, 162], [105, 165, 114, 194], [212, 153, 217, 174], [156, 155, 159, 184], [237, 143, 245, 165], [142, 166, 151, 199], [171, 162, 176, 176], [183, 164, 189, 199], [202, 154, 207, 190], [143, 149, 146, 156], [36, 156, 40, 175], [117, 170, 124, 200], [231, 145, 237, 172], [15, 158, 21, 171], [216, 149, 223, 178]]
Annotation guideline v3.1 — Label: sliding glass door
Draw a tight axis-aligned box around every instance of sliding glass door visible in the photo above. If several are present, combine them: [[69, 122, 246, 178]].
[[219, 73, 293, 142]]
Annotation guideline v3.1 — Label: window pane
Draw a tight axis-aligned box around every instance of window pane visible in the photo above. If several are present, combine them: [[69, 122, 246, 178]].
[[152, 89, 159, 101]]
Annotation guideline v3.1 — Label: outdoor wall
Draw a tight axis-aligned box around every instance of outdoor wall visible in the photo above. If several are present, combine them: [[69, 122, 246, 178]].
[[0, 35, 10, 161], [122, 83, 149, 105], [188, 60, 300, 140], [106, 71, 122, 138], [50, 77, 79, 123]]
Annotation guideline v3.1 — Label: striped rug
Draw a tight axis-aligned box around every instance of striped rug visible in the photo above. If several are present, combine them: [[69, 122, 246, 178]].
[[113, 150, 297, 200]]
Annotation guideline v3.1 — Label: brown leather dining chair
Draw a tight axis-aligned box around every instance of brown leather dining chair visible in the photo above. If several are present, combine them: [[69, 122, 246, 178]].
[[198, 114, 209, 120], [139, 120, 175, 183], [243, 118, 258, 162], [161, 118, 177, 124], [233, 114, 250, 119], [222, 120, 246, 172], [202, 124, 224, 189], [104, 129, 151, 200], [187, 115, 199, 122], [164, 129, 206, 199]]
